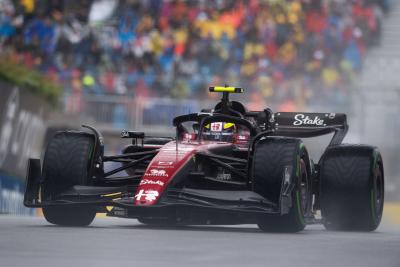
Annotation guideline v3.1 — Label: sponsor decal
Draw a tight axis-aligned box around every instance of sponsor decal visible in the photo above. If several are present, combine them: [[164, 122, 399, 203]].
[[217, 173, 231, 180], [210, 122, 223, 132], [183, 133, 197, 140], [135, 189, 159, 201], [162, 146, 194, 152], [140, 179, 165, 186], [0, 87, 46, 172], [158, 161, 173, 166], [237, 135, 248, 140], [0, 88, 18, 166], [145, 169, 168, 177], [293, 114, 325, 126], [155, 161, 175, 169]]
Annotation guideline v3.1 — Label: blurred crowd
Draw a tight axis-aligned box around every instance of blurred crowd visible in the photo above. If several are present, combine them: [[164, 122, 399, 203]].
[[0, 0, 392, 111]]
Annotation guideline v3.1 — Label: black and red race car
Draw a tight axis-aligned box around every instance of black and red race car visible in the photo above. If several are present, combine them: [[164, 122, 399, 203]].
[[24, 87, 384, 232]]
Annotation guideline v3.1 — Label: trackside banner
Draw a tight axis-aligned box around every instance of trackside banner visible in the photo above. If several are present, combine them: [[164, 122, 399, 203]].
[[0, 82, 50, 215], [0, 174, 34, 215]]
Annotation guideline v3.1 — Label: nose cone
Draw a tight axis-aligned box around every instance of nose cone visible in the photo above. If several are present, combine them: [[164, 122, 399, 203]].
[[134, 142, 198, 205], [134, 169, 169, 205]]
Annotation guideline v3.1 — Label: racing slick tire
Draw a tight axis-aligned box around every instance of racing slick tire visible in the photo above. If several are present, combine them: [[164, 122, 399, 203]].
[[41, 132, 96, 226], [252, 137, 312, 233], [320, 145, 384, 231]]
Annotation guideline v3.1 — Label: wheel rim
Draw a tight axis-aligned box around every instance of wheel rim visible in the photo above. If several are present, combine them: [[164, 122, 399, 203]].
[[299, 159, 309, 214]]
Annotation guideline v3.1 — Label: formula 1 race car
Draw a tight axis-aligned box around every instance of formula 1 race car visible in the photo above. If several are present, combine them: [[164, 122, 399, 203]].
[[24, 86, 384, 232]]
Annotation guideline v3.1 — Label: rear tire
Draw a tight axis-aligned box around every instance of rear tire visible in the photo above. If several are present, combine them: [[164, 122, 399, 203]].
[[252, 138, 311, 233], [320, 145, 384, 231], [41, 132, 96, 226]]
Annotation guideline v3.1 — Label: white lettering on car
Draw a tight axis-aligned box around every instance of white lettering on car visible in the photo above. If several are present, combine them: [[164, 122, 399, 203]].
[[158, 161, 173, 166], [217, 173, 231, 180], [139, 179, 165, 186], [293, 114, 325, 126], [135, 190, 159, 201], [144, 169, 168, 177]]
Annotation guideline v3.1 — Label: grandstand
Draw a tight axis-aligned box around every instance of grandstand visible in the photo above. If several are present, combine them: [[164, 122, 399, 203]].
[[0, 0, 391, 131]]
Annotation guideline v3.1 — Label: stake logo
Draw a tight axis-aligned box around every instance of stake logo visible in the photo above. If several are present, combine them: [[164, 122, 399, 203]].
[[140, 179, 165, 186], [293, 114, 325, 126]]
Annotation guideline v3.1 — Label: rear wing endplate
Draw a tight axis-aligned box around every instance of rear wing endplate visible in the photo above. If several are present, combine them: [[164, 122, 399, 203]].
[[273, 112, 348, 146]]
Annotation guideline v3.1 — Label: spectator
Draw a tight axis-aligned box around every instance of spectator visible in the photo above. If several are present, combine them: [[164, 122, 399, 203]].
[[0, 0, 390, 112]]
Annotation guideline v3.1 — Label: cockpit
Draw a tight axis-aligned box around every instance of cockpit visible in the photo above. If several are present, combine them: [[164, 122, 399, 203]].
[[172, 86, 257, 145]]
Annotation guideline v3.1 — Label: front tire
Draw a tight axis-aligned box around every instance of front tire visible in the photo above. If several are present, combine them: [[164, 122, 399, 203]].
[[41, 132, 96, 226], [320, 145, 384, 231]]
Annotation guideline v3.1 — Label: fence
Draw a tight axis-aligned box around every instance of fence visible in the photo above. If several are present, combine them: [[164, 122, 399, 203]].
[[79, 95, 215, 134]]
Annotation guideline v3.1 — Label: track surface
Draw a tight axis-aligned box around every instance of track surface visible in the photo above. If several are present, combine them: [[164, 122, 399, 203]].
[[1, 216, 399, 267]]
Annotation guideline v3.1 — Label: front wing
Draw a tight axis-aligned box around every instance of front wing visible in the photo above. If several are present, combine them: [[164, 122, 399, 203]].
[[24, 159, 295, 224]]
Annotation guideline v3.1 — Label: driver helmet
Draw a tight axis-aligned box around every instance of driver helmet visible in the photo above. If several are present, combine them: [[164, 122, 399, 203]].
[[203, 122, 236, 142]]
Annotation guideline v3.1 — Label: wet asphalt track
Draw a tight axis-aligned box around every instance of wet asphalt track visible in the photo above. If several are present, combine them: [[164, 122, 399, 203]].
[[0, 215, 399, 267]]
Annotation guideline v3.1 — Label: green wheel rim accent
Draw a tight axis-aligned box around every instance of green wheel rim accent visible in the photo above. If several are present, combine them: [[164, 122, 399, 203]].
[[296, 155, 300, 177], [370, 189, 377, 222], [296, 143, 304, 178], [296, 190, 305, 225], [297, 143, 306, 225], [88, 141, 94, 161], [373, 150, 379, 166], [370, 150, 381, 223]]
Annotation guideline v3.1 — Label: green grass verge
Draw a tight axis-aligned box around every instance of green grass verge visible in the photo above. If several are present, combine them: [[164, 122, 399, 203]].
[[0, 57, 61, 106]]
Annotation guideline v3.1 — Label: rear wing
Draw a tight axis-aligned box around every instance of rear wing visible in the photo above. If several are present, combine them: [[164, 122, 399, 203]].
[[273, 112, 348, 146]]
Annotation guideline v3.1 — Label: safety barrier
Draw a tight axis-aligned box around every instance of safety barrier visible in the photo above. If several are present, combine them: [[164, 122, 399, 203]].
[[0, 174, 35, 215], [0, 82, 51, 215]]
